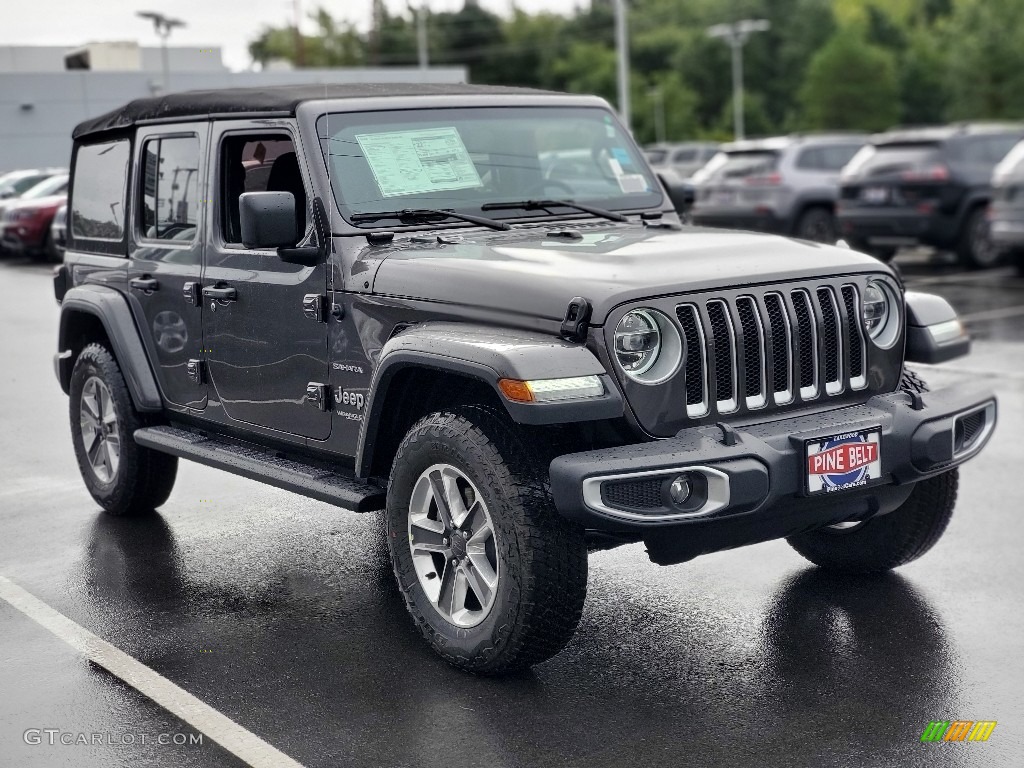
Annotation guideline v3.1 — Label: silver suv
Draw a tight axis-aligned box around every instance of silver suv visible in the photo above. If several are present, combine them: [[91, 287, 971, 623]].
[[690, 134, 867, 243], [990, 138, 1024, 273]]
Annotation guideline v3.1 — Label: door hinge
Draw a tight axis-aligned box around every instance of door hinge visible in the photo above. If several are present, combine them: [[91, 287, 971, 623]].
[[305, 382, 330, 411], [303, 293, 327, 323], [183, 281, 200, 307], [186, 359, 205, 384]]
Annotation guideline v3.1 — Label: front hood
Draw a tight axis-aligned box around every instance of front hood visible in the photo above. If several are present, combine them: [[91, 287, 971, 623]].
[[370, 223, 891, 324]]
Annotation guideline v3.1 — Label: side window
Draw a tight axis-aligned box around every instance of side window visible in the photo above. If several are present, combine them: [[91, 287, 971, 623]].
[[140, 137, 200, 241], [795, 147, 823, 170], [220, 135, 306, 244], [821, 144, 861, 171], [960, 138, 990, 164], [71, 139, 130, 244], [987, 136, 1021, 163]]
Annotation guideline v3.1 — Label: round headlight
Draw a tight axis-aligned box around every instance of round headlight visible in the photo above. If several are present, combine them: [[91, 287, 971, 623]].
[[614, 310, 661, 374], [613, 309, 682, 384], [862, 280, 900, 348]]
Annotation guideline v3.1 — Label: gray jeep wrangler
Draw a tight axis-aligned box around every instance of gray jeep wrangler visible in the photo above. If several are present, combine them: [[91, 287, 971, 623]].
[[54, 84, 996, 674]]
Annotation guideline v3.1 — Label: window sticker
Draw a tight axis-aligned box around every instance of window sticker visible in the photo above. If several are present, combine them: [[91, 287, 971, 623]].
[[618, 174, 649, 194], [611, 147, 633, 167], [355, 127, 483, 198]]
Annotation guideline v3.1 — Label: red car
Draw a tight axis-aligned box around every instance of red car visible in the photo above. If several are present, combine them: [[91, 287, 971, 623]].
[[1, 192, 67, 261]]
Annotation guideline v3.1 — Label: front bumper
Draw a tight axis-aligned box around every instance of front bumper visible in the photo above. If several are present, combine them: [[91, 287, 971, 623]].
[[550, 383, 996, 565]]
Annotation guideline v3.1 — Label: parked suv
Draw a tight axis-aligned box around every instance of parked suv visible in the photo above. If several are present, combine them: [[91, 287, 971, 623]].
[[837, 123, 1024, 268], [0, 173, 68, 260], [55, 85, 995, 674], [990, 138, 1024, 274], [690, 134, 867, 243]]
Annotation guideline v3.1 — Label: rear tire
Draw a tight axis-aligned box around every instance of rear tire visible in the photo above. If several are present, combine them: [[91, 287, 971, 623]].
[[957, 207, 1003, 269], [385, 406, 588, 674], [794, 206, 838, 244], [787, 367, 957, 572], [70, 344, 178, 515]]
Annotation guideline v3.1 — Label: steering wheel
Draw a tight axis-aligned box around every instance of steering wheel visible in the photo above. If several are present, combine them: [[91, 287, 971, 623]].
[[526, 178, 576, 198]]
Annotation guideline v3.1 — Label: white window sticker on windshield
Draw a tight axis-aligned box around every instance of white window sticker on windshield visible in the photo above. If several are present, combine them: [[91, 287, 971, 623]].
[[355, 127, 483, 198], [618, 174, 648, 194]]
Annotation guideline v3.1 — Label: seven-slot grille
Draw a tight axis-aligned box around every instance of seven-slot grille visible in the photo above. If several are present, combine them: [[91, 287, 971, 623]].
[[675, 284, 868, 418]]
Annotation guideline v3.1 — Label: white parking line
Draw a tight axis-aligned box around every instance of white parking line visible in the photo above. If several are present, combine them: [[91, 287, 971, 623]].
[[0, 574, 305, 768]]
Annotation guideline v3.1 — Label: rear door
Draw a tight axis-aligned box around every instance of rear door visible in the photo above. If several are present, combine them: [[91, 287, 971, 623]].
[[127, 124, 208, 410], [201, 122, 330, 440]]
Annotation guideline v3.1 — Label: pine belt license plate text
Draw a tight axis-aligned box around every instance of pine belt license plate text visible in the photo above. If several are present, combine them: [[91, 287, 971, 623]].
[[805, 428, 882, 495]]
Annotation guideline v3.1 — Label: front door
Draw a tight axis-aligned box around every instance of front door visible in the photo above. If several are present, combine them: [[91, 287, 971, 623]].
[[127, 125, 208, 410], [202, 124, 330, 440]]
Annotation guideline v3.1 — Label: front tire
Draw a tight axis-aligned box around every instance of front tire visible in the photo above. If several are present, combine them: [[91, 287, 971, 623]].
[[787, 367, 956, 572], [794, 206, 838, 244], [70, 343, 178, 515], [385, 407, 588, 674]]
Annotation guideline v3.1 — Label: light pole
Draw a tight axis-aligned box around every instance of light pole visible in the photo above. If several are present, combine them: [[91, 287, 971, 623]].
[[612, 0, 630, 131], [137, 11, 186, 93], [706, 19, 769, 140], [649, 86, 665, 144], [417, 2, 429, 70]]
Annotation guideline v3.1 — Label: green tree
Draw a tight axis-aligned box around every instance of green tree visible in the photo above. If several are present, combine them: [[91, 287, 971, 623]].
[[944, 0, 1024, 120], [799, 31, 900, 131]]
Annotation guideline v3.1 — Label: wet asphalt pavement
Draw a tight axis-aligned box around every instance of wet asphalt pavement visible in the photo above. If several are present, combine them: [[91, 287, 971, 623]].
[[1, 251, 1022, 768]]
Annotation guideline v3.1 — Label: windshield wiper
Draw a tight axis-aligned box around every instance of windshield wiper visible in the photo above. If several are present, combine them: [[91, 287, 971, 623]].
[[479, 199, 628, 223], [349, 208, 510, 231]]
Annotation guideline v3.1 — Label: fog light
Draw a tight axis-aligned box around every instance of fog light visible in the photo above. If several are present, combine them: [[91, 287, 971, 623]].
[[669, 475, 692, 506]]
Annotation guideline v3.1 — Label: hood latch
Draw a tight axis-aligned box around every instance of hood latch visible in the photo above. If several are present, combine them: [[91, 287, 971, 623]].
[[561, 297, 592, 343]]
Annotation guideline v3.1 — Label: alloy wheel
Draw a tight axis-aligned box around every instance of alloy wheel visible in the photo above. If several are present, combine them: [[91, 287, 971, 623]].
[[407, 463, 499, 628], [79, 376, 120, 483]]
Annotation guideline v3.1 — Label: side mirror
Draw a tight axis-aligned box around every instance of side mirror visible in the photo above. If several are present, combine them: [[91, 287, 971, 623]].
[[239, 191, 297, 249], [904, 291, 971, 364]]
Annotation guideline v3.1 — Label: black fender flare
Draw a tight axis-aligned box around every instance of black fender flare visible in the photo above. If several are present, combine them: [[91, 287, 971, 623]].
[[56, 285, 163, 412], [355, 322, 623, 478]]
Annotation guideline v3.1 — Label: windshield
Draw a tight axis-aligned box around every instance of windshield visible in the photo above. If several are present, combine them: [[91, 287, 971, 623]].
[[318, 106, 662, 226]]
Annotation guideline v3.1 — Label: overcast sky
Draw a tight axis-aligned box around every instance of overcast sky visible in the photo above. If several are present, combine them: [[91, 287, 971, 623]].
[[3, 1, 583, 72]]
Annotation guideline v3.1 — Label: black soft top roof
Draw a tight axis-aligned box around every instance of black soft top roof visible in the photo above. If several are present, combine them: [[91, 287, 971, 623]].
[[72, 82, 562, 140]]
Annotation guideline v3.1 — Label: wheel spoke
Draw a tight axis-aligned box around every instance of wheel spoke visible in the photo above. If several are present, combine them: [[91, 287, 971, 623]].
[[466, 520, 492, 547], [463, 558, 496, 607], [428, 470, 456, 530], [84, 430, 102, 466], [410, 521, 450, 555], [83, 429, 101, 460], [82, 392, 101, 422], [461, 500, 486, 536], [437, 561, 458, 613]]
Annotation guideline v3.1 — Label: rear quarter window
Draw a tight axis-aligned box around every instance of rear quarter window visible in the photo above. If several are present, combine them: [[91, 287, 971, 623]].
[[70, 139, 131, 254]]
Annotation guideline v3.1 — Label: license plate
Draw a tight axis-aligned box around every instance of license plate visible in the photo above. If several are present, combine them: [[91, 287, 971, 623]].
[[805, 428, 882, 495], [860, 186, 889, 204], [710, 190, 735, 205]]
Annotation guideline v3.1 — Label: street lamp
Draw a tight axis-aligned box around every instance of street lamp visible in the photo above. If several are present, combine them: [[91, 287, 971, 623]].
[[137, 11, 186, 93], [706, 19, 770, 140], [612, 0, 630, 131]]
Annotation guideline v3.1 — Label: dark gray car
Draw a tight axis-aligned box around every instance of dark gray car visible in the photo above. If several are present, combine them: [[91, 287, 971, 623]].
[[990, 138, 1024, 273], [838, 123, 1024, 268], [54, 84, 995, 674]]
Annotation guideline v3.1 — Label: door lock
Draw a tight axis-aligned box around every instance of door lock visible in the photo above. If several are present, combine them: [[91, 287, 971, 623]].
[[304, 382, 330, 411]]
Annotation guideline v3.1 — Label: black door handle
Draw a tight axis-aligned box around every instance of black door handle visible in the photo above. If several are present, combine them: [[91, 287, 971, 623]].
[[129, 277, 159, 292], [202, 285, 237, 301]]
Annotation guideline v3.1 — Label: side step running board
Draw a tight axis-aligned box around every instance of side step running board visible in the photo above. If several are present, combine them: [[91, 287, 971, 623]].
[[134, 426, 385, 512]]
